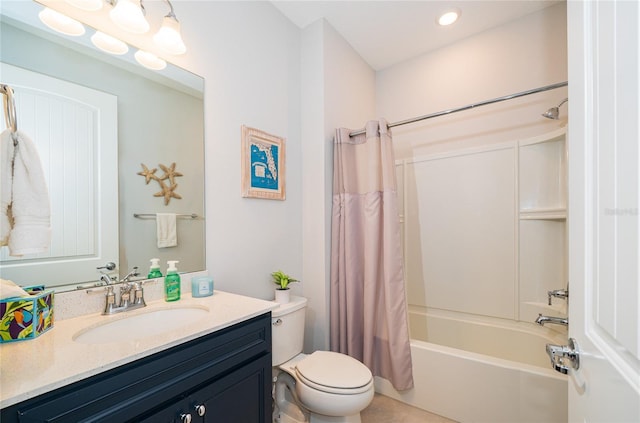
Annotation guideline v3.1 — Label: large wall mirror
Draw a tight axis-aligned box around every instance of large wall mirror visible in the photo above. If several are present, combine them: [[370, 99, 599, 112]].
[[0, 2, 205, 292]]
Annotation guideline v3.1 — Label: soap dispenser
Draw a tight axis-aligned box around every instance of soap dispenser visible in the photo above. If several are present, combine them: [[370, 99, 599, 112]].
[[164, 260, 181, 302], [148, 258, 163, 279]]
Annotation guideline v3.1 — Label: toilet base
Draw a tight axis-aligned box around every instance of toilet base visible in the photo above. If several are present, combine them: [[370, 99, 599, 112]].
[[273, 371, 364, 423]]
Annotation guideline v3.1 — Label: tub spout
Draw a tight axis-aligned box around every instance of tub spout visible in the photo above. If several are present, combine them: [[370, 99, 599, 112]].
[[535, 313, 568, 326]]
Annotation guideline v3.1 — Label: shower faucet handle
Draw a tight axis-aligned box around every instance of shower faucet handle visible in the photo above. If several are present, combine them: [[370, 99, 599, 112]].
[[545, 338, 580, 374], [547, 288, 568, 305]]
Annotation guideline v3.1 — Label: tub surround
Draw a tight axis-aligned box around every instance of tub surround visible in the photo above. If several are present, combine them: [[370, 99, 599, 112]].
[[0, 287, 278, 408], [379, 309, 568, 423]]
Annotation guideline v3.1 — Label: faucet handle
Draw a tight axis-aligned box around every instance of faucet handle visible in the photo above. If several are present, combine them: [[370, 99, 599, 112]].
[[132, 282, 146, 307], [547, 288, 569, 305], [103, 286, 116, 314]]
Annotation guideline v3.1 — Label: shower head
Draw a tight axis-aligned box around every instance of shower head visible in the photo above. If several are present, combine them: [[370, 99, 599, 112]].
[[542, 98, 568, 120]]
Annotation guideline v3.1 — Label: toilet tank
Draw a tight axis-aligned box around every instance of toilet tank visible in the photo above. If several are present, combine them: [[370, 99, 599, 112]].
[[271, 296, 307, 366]]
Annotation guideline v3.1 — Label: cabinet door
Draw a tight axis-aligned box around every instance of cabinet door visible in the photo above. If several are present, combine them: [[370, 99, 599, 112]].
[[190, 354, 272, 423], [136, 399, 183, 423], [1, 314, 271, 423]]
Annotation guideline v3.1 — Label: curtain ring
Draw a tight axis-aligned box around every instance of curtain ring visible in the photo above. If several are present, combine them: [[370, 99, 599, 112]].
[[1, 84, 18, 146]]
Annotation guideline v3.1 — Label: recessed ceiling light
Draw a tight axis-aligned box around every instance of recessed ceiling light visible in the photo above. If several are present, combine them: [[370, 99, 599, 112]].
[[438, 9, 461, 26]]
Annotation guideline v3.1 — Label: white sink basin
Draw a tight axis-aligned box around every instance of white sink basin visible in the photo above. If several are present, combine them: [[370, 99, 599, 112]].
[[73, 306, 209, 344]]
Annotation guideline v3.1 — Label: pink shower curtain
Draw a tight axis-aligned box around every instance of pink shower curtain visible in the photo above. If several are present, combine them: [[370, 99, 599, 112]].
[[330, 119, 413, 391]]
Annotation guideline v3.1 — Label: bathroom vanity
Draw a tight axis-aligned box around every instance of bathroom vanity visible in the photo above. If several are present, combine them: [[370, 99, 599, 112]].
[[0, 291, 276, 423]]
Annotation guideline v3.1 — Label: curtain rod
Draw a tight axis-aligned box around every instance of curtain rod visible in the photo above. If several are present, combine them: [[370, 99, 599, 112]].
[[349, 81, 568, 137]]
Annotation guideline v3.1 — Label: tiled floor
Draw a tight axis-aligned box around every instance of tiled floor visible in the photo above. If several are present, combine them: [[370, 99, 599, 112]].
[[361, 394, 457, 423]]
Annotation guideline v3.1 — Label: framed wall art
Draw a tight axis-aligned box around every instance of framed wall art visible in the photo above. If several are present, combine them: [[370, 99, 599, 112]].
[[241, 125, 286, 200]]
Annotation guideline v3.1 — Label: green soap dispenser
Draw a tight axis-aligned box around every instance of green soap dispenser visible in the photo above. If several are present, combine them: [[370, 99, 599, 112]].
[[148, 258, 163, 279], [164, 260, 181, 302]]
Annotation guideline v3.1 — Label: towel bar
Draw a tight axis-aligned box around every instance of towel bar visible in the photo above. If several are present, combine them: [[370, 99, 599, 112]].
[[133, 213, 199, 219], [1, 83, 18, 145]]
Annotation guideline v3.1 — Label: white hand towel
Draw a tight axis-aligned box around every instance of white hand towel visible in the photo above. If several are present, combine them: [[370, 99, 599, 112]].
[[0, 130, 14, 247], [156, 213, 177, 248], [1, 130, 51, 256]]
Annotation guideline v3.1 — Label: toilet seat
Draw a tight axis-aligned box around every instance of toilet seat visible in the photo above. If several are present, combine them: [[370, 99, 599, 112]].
[[294, 351, 373, 395]]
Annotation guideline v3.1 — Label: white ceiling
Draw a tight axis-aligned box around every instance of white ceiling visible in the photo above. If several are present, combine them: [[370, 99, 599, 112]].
[[271, 1, 561, 70]]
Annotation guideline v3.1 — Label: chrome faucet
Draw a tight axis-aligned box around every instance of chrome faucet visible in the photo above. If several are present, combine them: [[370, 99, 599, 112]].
[[121, 267, 140, 283], [102, 266, 146, 315], [100, 274, 115, 286], [535, 313, 568, 326]]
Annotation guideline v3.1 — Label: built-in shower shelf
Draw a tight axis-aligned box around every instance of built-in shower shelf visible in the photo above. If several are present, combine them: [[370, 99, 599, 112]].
[[519, 208, 566, 221]]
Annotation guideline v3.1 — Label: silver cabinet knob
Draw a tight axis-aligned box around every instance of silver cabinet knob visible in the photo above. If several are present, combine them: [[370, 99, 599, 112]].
[[180, 413, 192, 423], [195, 404, 206, 417], [273, 318, 283, 326]]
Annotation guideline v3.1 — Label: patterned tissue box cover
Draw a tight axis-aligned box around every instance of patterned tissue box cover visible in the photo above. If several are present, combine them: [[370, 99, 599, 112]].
[[0, 285, 54, 343]]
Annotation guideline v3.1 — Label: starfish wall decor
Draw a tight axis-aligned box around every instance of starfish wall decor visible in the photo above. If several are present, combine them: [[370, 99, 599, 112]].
[[137, 162, 184, 205]]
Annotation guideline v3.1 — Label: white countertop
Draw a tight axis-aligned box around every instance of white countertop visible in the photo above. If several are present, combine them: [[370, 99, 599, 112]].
[[0, 291, 278, 408]]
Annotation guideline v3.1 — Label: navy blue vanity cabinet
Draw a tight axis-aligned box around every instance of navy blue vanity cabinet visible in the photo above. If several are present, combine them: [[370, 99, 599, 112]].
[[0, 313, 271, 423], [140, 353, 272, 422]]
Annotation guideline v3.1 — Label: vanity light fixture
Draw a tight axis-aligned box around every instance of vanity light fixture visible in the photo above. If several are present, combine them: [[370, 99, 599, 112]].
[[91, 31, 129, 55], [153, 1, 186, 55], [437, 9, 461, 26], [64, 0, 103, 12], [109, 0, 150, 34], [38, 7, 86, 36], [135, 49, 167, 70]]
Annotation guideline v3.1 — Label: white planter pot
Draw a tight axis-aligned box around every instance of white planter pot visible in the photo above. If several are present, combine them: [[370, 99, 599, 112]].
[[274, 289, 290, 304]]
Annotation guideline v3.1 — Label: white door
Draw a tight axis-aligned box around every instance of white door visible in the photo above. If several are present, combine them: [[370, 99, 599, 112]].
[[567, 1, 640, 422]]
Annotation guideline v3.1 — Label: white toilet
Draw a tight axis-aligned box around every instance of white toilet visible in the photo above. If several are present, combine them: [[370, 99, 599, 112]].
[[272, 296, 374, 423]]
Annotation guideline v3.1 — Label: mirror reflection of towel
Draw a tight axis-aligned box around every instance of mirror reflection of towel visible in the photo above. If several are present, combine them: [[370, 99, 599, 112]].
[[156, 213, 177, 248], [1, 130, 51, 256]]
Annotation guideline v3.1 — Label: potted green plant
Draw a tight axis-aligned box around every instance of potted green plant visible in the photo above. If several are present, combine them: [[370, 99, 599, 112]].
[[271, 270, 298, 304]]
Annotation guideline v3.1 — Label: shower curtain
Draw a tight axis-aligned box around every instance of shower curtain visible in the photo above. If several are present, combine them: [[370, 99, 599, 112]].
[[330, 119, 413, 391]]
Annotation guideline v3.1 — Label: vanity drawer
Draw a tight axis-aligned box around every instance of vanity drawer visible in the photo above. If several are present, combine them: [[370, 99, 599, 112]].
[[2, 313, 271, 423]]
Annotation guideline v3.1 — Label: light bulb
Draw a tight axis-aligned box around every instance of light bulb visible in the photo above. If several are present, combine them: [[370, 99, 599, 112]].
[[109, 0, 149, 34], [38, 7, 85, 36], [65, 0, 103, 11], [91, 31, 128, 55], [135, 50, 166, 70], [153, 15, 186, 55], [437, 10, 460, 26]]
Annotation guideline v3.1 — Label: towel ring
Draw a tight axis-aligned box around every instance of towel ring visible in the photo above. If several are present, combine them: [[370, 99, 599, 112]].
[[1, 84, 18, 146]]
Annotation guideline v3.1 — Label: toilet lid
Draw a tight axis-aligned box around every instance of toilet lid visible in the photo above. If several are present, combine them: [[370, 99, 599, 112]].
[[295, 351, 372, 391]]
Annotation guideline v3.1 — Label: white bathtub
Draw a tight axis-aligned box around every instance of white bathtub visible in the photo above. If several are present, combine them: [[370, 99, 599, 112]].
[[375, 309, 568, 423]]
